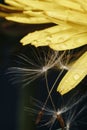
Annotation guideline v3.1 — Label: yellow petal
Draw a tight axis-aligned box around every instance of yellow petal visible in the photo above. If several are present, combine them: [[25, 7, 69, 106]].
[[45, 9, 87, 25], [57, 51, 87, 95], [23, 10, 45, 17], [6, 0, 58, 10], [48, 26, 87, 45], [54, 0, 84, 12], [49, 32, 87, 50], [75, 0, 87, 11], [0, 4, 23, 13], [20, 24, 71, 46], [5, 0, 25, 8], [6, 15, 50, 24], [0, 12, 9, 17], [20, 24, 87, 49]]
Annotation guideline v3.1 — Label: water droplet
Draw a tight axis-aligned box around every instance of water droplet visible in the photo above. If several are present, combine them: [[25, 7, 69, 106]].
[[74, 74, 80, 80]]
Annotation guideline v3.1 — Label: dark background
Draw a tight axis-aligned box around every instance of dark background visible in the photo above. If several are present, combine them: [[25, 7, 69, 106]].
[[0, 1, 87, 130]]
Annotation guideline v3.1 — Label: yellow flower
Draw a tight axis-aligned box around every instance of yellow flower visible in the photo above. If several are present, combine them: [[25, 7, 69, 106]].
[[0, 0, 87, 95]]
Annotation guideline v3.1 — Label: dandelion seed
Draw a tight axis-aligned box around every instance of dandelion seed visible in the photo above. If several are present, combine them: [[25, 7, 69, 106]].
[[24, 98, 58, 129], [35, 109, 44, 125], [7, 46, 70, 87], [25, 90, 87, 130]]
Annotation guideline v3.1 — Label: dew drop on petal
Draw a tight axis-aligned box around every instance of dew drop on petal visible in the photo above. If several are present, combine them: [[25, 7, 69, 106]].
[[73, 74, 80, 80]]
